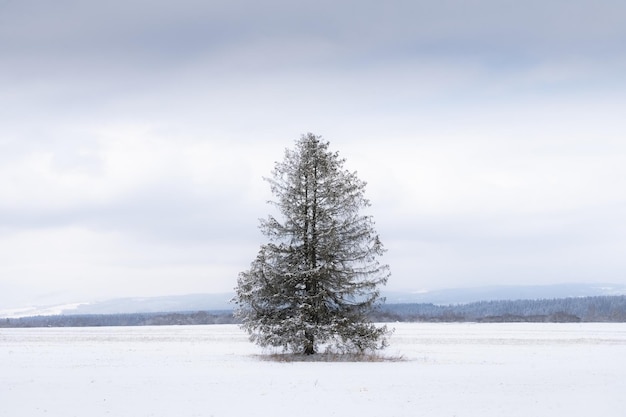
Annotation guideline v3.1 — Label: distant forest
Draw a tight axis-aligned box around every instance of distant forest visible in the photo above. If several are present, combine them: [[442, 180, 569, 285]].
[[373, 295, 626, 323], [2, 295, 626, 328], [1, 310, 237, 328]]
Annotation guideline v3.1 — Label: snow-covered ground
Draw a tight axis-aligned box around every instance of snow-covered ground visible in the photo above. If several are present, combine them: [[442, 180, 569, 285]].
[[1, 323, 625, 417]]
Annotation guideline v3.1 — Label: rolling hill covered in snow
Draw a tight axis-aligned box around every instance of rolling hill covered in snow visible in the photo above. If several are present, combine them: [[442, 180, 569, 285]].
[[2, 283, 626, 320]]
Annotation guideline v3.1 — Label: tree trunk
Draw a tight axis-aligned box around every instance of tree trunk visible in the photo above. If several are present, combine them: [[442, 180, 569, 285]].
[[304, 331, 315, 355]]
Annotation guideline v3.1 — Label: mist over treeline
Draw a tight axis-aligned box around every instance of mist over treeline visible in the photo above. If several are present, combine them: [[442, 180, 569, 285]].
[[2, 296, 626, 328]]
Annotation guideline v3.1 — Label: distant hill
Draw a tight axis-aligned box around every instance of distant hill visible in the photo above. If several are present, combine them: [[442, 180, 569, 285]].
[[0, 293, 234, 319], [2, 283, 626, 319], [383, 283, 626, 305], [3, 295, 626, 327], [68, 293, 234, 315]]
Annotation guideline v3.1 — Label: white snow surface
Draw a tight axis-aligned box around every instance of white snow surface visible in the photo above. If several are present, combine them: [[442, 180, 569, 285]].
[[1, 323, 625, 416]]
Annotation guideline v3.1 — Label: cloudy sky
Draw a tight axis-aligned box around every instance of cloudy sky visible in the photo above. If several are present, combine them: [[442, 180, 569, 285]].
[[2, 0, 626, 308]]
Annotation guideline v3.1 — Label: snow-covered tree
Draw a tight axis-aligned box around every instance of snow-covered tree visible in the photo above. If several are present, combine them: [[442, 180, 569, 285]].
[[234, 133, 390, 355]]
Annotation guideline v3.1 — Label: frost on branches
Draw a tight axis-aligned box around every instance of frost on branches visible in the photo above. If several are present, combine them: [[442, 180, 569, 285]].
[[234, 133, 391, 355]]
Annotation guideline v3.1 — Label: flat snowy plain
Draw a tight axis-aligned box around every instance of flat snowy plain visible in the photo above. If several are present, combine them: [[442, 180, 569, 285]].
[[2, 323, 625, 417]]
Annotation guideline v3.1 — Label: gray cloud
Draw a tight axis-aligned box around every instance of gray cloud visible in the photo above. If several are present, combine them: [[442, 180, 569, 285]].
[[1, 0, 626, 306], [0, 185, 258, 242], [4, 1, 625, 74]]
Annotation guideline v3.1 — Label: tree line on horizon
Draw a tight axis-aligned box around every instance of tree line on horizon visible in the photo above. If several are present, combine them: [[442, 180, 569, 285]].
[[372, 294, 626, 323], [3, 295, 626, 328]]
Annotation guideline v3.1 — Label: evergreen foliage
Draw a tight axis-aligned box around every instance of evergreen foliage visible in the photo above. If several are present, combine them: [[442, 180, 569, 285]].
[[233, 133, 390, 354]]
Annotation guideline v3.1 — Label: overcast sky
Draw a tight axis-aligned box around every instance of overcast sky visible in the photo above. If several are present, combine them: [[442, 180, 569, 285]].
[[2, 0, 626, 308]]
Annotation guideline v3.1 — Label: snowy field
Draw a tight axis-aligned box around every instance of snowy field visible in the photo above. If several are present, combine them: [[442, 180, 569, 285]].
[[1, 323, 625, 417]]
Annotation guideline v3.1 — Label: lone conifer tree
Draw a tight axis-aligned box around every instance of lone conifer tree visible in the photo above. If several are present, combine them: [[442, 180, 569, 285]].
[[234, 133, 390, 355]]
